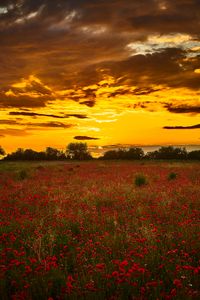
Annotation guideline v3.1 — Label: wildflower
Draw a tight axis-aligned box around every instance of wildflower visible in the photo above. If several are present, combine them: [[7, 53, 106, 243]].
[[170, 288, 177, 296], [173, 279, 182, 288], [95, 263, 105, 271], [66, 275, 74, 293]]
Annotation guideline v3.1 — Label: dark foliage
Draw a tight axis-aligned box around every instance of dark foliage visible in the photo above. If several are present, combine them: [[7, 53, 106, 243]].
[[187, 150, 200, 160], [66, 143, 92, 160], [134, 174, 148, 186], [102, 147, 144, 160], [0, 146, 5, 156], [168, 172, 177, 180], [2, 145, 200, 161], [3, 147, 66, 161], [145, 147, 188, 160]]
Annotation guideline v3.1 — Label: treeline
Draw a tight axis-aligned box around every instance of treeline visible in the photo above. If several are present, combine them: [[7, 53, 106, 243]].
[[1, 143, 92, 161], [101, 146, 200, 160], [0, 144, 200, 161]]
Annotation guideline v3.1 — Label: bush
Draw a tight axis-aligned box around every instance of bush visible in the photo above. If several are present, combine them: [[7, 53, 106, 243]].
[[17, 170, 29, 180], [134, 174, 148, 187], [168, 172, 177, 180]]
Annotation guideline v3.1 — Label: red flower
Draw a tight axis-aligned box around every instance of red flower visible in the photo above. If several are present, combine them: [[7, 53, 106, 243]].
[[173, 279, 182, 288], [95, 263, 105, 271], [170, 288, 177, 296]]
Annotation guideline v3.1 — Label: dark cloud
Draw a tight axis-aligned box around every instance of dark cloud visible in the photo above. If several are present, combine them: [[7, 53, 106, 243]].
[[79, 100, 95, 107], [133, 87, 162, 95], [0, 93, 50, 108], [9, 111, 88, 119], [1, 0, 200, 93], [68, 114, 88, 119], [93, 48, 200, 90], [0, 119, 74, 129], [164, 124, 200, 129], [0, 119, 18, 125], [108, 86, 162, 98], [9, 111, 66, 118], [74, 136, 100, 140], [0, 0, 200, 119], [165, 104, 200, 114], [0, 128, 29, 136], [26, 121, 74, 129]]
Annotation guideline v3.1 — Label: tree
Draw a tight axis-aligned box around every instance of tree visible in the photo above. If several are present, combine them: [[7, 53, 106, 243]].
[[188, 150, 200, 160], [146, 146, 187, 160], [102, 147, 144, 160], [66, 142, 92, 160], [102, 150, 118, 160], [45, 147, 62, 160], [0, 146, 5, 157], [126, 147, 144, 159]]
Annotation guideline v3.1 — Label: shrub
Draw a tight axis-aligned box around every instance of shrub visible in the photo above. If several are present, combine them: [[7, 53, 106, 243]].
[[17, 170, 29, 180], [168, 172, 177, 180], [134, 174, 148, 187]]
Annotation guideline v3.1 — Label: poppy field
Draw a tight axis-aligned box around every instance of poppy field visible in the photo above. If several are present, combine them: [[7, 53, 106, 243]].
[[0, 161, 199, 300]]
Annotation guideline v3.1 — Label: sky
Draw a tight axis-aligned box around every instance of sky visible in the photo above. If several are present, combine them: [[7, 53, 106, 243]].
[[0, 0, 200, 155]]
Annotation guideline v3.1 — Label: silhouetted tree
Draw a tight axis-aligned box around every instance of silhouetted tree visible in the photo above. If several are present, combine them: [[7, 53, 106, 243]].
[[102, 150, 119, 160], [45, 147, 63, 160], [146, 146, 187, 160], [0, 146, 5, 158], [102, 147, 144, 160], [126, 147, 144, 159], [66, 142, 92, 160], [4, 147, 66, 161], [188, 150, 200, 160]]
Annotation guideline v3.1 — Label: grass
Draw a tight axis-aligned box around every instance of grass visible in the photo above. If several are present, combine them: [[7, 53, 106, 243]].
[[0, 161, 199, 299]]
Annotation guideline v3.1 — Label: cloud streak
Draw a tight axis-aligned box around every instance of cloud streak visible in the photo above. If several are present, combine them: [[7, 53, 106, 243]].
[[165, 104, 200, 114], [164, 124, 200, 130], [9, 111, 88, 119], [74, 136, 100, 140]]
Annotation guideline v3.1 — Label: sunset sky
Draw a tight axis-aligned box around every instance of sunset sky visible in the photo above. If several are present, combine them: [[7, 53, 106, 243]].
[[0, 0, 200, 155]]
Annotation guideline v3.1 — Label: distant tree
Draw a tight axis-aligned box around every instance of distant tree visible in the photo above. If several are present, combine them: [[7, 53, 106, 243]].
[[4, 148, 38, 160], [102, 147, 144, 160], [45, 147, 62, 160], [0, 146, 5, 157], [4, 147, 67, 161], [126, 147, 144, 159], [12, 148, 24, 160], [146, 146, 187, 160], [188, 150, 200, 160], [66, 142, 92, 160], [102, 150, 119, 160]]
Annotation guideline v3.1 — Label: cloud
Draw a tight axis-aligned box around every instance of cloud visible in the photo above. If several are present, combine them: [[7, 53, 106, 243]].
[[0, 93, 50, 108], [0, 118, 74, 130], [74, 136, 100, 140], [79, 100, 95, 107], [9, 111, 88, 119], [163, 124, 200, 129], [1, 0, 200, 95], [0, 75, 54, 108], [26, 121, 74, 129], [165, 104, 200, 114], [0, 128, 29, 136], [68, 114, 88, 119], [0, 119, 18, 125]]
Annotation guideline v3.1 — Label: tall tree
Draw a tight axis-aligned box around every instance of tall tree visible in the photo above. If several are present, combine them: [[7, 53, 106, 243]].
[[66, 143, 92, 160]]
